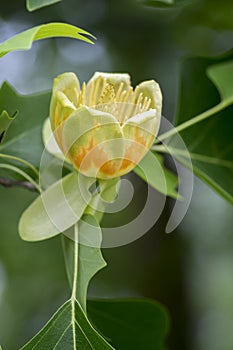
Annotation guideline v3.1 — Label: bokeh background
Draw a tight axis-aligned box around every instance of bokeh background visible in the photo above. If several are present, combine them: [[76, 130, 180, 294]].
[[0, 0, 233, 349]]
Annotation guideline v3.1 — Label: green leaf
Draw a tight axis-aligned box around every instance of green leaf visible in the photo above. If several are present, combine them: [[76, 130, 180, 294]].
[[26, 0, 61, 11], [207, 60, 233, 103], [0, 82, 51, 177], [62, 216, 106, 312], [175, 53, 233, 204], [139, 0, 191, 8], [0, 110, 17, 143], [20, 299, 115, 350], [88, 298, 170, 350], [134, 151, 179, 199], [0, 22, 94, 58], [19, 172, 93, 241]]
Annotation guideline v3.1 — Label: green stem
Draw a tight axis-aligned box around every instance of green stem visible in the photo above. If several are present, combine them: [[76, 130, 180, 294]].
[[84, 193, 105, 223], [0, 153, 39, 177], [71, 223, 78, 350], [0, 163, 41, 192], [71, 224, 78, 347], [71, 223, 79, 301], [153, 145, 233, 168], [156, 100, 231, 143]]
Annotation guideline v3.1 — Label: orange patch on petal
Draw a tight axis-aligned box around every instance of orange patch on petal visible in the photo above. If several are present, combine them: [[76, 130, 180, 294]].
[[100, 159, 121, 176], [71, 136, 120, 178], [119, 158, 134, 171], [117, 125, 153, 175], [119, 145, 140, 173], [118, 138, 148, 175], [135, 125, 155, 150], [73, 136, 95, 169], [134, 126, 147, 146]]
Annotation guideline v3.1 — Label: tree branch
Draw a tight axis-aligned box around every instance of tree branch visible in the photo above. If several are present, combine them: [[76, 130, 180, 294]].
[[0, 176, 38, 192]]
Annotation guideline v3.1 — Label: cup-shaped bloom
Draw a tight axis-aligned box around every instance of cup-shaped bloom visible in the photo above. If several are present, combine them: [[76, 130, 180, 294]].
[[50, 72, 162, 179]]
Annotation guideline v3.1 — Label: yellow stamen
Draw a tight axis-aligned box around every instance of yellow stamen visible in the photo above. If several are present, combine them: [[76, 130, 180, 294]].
[[141, 97, 148, 112], [79, 82, 86, 106], [135, 92, 143, 114], [92, 76, 102, 106], [127, 86, 138, 118], [74, 87, 80, 107], [119, 87, 133, 122], [123, 87, 133, 103], [97, 78, 107, 104], [115, 82, 124, 101], [88, 80, 94, 106], [145, 98, 152, 111]]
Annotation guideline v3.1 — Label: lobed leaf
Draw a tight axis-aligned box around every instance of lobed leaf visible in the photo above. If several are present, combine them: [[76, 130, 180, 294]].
[[88, 298, 170, 350], [134, 151, 179, 199], [20, 299, 115, 350], [0, 110, 17, 143], [0, 82, 50, 178], [175, 52, 233, 204], [139, 0, 191, 8], [0, 22, 94, 58], [207, 60, 233, 103], [26, 0, 61, 12]]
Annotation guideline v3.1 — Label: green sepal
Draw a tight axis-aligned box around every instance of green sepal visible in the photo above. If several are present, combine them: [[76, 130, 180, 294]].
[[19, 172, 93, 241], [99, 177, 120, 202]]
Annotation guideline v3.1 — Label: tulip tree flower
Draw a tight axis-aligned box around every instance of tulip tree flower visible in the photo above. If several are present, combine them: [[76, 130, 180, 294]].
[[49, 72, 162, 179]]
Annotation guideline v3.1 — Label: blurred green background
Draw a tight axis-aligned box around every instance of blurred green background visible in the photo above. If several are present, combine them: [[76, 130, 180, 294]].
[[0, 0, 233, 349]]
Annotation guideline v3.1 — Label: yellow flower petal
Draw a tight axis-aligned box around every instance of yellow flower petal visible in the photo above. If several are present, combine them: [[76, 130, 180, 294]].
[[61, 106, 125, 179], [118, 110, 160, 176], [50, 72, 80, 130]]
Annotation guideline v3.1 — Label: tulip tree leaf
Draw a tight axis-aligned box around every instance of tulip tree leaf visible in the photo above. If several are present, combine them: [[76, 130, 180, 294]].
[[20, 299, 115, 350], [62, 216, 107, 312], [0, 110, 17, 143], [26, 0, 61, 12], [207, 60, 233, 103], [134, 151, 179, 199], [140, 0, 191, 8], [175, 53, 233, 204], [0, 82, 50, 178], [19, 172, 93, 241], [88, 298, 170, 350], [0, 22, 94, 58]]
